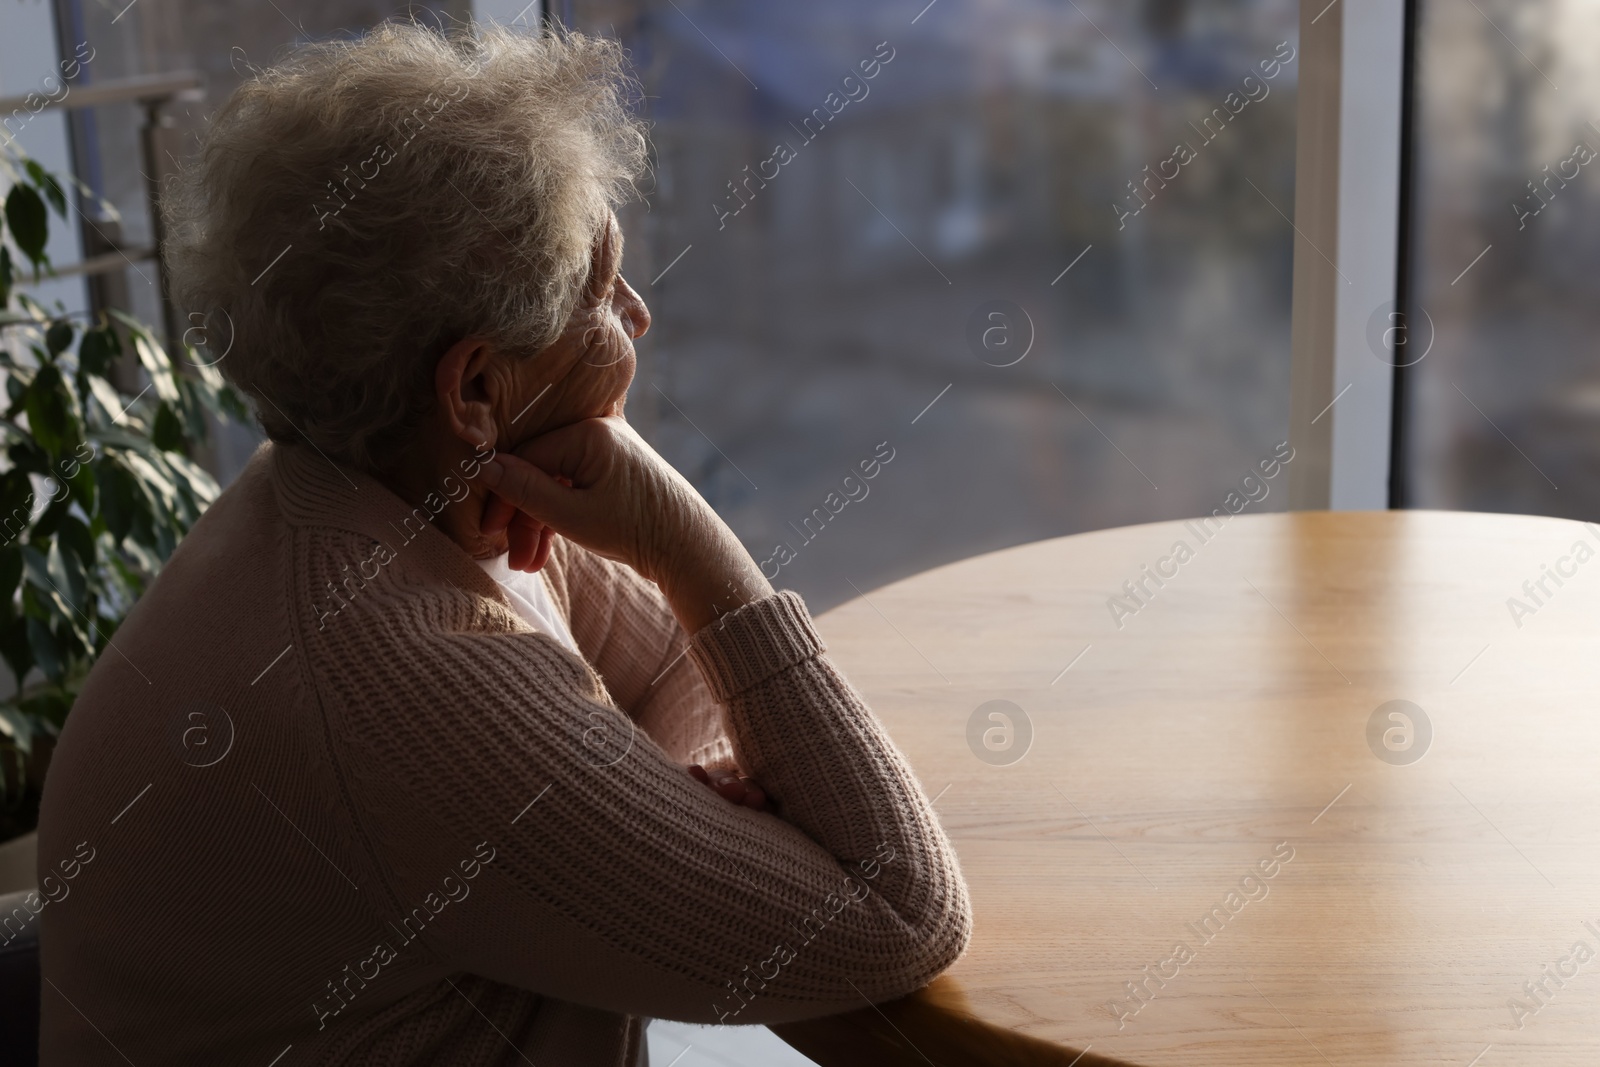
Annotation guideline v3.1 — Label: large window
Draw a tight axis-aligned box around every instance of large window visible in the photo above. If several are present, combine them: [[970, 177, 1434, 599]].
[[1400, 0, 1600, 515], [562, 0, 1301, 608]]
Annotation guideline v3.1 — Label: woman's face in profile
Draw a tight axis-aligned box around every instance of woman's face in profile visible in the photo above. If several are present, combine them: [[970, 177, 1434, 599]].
[[502, 213, 650, 446]]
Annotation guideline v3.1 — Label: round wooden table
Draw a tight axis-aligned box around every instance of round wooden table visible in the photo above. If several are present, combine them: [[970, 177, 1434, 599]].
[[773, 511, 1600, 1067]]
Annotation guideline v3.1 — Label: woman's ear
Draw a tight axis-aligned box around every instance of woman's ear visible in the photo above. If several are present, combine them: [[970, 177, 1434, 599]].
[[435, 336, 499, 449]]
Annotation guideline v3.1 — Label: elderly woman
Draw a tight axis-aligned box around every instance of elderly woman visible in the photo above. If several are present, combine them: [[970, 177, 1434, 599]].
[[35, 20, 969, 1067]]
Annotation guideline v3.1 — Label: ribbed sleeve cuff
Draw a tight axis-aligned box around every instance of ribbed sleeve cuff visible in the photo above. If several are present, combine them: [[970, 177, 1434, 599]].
[[687, 590, 825, 703]]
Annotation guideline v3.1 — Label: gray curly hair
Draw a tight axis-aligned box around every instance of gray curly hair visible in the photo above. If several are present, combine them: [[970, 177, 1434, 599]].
[[163, 21, 649, 471]]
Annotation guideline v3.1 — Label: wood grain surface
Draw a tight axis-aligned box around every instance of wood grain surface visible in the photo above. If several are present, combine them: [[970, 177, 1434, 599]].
[[779, 511, 1600, 1066]]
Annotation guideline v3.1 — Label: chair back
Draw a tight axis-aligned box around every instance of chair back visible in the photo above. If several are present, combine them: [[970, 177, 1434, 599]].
[[0, 888, 40, 1066]]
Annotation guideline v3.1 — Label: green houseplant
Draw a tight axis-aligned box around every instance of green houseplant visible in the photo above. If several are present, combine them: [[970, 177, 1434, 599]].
[[0, 147, 245, 835]]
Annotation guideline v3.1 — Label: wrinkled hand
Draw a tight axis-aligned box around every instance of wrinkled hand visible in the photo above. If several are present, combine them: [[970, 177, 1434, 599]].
[[480, 417, 697, 579], [689, 764, 772, 812], [478, 417, 773, 633], [482, 475, 568, 574]]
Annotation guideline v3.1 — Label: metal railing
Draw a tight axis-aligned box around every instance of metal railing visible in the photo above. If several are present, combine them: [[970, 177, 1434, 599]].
[[1, 71, 203, 347]]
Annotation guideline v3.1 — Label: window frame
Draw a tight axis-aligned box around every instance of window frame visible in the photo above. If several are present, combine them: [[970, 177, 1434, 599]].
[[1285, 0, 1416, 511]]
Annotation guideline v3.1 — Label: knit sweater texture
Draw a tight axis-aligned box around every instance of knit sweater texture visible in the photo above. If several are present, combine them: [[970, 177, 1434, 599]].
[[35, 441, 971, 1065]]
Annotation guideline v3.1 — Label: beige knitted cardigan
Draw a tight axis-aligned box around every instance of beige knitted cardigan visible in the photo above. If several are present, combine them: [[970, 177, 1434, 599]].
[[35, 441, 970, 1066]]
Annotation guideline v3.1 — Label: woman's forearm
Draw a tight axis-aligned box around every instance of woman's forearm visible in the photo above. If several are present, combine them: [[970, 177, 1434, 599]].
[[655, 515, 774, 634], [684, 591, 973, 1006]]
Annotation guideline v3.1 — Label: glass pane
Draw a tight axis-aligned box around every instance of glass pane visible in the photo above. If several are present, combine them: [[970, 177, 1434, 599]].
[[565, 0, 1301, 610], [1402, 0, 1600, 515]]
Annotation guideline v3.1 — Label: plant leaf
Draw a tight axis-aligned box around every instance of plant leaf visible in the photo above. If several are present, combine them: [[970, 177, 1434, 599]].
[[131, 333, 181, 404], [5, 185, 48, 268], [47, 540, 86, 615], [57, 515, 94, 576], [0, 618, 31, 692], [28, 494, 69, 542], [78, 325, 120, 378], [119, 450, 179, 515], [0, 470, 31, 545], [25, 617, 62, 682], [152, 401, 184, 451], [0, 546, 21, 617], [65, 452, 95, 514], [94, 456, 136, 544], [0, 704, 34, 760], [120, 533, 162, 575], [27, 544, 88, 650], [162, 451, 220, 507], [23, 160, 67, 217], [45, 319, 74, 357], [191, 350, 226, 390], [21, 546, 55, 601], [4, 371, 28, 418], [24, 363, 82, 457], [86, 376, 126, 425]]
